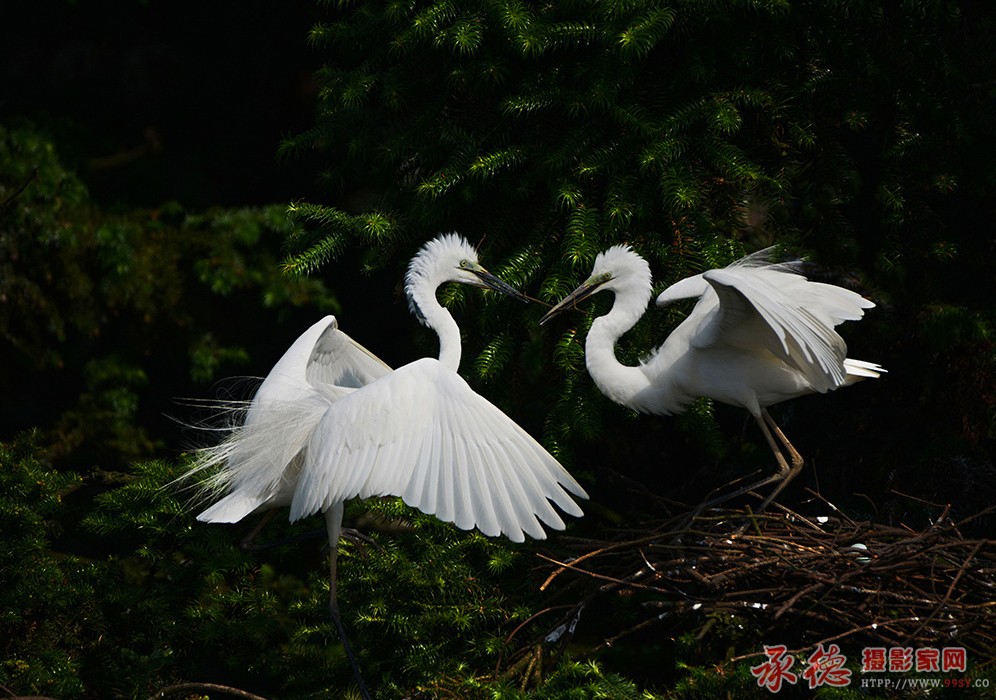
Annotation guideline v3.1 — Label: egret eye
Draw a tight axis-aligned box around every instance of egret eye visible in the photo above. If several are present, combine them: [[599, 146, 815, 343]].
[[459, 259, 470, 269]]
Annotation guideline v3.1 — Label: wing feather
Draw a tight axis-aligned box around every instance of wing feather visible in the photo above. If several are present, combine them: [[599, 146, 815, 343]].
[[362, 432, 398, 500], [290, 357, 587, 540], [347, 438, 381, 502], [449, 394, 504, 537], [418, 416, 440, 514], [402, 427, 431, 510], [501, 436, 573, 527], [194, 316, 392, 523], [479, 438, 548, 541], [433, 410, 456, 526], [306, 318, 392, 389], [464, 430, 503, 538], [693, 265, 874, 393], [470, 416, 521, 541], [447, 419, 475, 532], [442, 376, 583, 533], [655, 273, 710, 307]]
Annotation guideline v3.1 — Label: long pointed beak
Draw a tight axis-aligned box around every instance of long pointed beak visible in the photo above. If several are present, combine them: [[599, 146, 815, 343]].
[[470, 269, 530, 303], [539, 279, 604, 325]]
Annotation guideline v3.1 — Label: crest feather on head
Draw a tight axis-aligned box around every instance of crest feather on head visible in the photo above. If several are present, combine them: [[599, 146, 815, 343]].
[[404, 233, 479, 323]]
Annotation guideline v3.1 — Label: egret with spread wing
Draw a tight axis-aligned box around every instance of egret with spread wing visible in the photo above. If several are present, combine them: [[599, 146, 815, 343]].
[[540, 245, 884, 510], [188, 233, 587, 698]]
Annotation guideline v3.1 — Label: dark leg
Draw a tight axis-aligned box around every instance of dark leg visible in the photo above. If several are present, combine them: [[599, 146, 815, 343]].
[[754, 408, 804, 512], [684, 409, 802, 518], [325, 503, 372, 700], [687, 466, 783, 516]]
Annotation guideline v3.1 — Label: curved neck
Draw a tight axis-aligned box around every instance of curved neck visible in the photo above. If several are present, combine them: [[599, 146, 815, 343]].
[[409, 284, 462, 371], [584, 288, 654, 411]]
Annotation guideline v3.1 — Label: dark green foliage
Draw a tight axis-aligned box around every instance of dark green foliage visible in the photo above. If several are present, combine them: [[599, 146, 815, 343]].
[[336, 500, 528, 694], [0, 432, 90, 698], [2, 436, 642, 699], [481, 660, 666, 699], [0, 123, 339, 468]]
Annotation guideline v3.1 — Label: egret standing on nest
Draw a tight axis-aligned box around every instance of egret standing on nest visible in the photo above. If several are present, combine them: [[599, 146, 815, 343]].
[[189, 233, 588, 699], [540, 245, 884, 511]]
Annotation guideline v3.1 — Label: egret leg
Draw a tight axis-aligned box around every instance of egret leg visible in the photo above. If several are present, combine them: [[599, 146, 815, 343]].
[[682, 410, 799, 518], [763, 409, 804, 469], [324, 503, 372, 700], [687, 462, 783, 516], [753, 408, 804, 513]]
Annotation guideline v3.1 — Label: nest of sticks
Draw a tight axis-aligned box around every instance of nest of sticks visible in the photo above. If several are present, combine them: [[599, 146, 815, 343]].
[[518, 493, 996, 676]]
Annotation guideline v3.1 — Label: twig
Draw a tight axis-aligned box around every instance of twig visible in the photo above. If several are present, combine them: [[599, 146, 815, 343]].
[[539, 532, 668, 591], [904, 539, 986, 643], [503, 604, 576, 645], [537, 553, 664, 593], [527, 497, 996, 671]]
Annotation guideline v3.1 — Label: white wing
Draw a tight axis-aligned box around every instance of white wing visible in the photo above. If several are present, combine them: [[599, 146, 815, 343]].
[[197, 390, 339, 522], [305, 317, 393, 389], [655, 247, 781, 307], [290, 357, 588, 543], [655, 272, 710, 306], [247, 315, 391, 420], [244, 315, 337, 418], [197, 316, 392, 523], [684, 264, 874, 393]]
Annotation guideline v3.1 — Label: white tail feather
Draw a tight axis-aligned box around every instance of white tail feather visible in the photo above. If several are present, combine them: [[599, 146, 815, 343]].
[[844, 358, 887, 383]]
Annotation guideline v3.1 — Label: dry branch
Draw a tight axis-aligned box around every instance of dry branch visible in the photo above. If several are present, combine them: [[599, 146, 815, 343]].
[[523, 496, 996, 672]]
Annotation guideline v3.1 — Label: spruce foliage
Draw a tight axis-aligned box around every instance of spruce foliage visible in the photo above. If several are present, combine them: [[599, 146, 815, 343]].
[[2, 436, 656, 698], [0, 122, 339, 468]]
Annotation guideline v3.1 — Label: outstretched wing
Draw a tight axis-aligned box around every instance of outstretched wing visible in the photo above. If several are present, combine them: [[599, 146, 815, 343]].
[[654, 272, 710, 307], [690, 264, 874, 392], [197, 316, 392, 523], [290, 357, 588, 543]]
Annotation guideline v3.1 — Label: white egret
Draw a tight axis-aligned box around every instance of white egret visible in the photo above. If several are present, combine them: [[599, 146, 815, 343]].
[[540, 245, 884, 510], [188, 233, 587, 698]]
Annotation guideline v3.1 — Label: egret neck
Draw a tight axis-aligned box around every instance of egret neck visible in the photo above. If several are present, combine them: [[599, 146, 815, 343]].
[[585, 294, 654, 410], [406, 279, 462, 371]]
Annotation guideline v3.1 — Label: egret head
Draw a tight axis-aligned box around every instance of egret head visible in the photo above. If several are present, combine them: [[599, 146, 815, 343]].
[[540, 245, 652, 324], [405, 233, 528, 321]]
